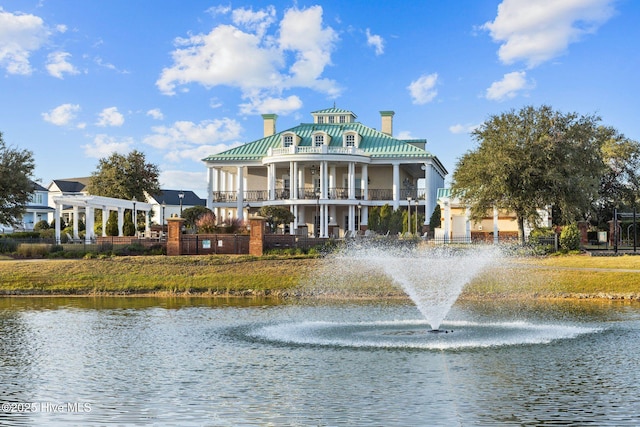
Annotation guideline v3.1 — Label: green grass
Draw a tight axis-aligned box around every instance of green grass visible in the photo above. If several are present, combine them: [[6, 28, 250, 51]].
[[1, 253, 639, 300]]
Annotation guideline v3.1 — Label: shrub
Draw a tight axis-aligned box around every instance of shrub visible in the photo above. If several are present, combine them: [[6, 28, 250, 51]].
[[16, 243, 51, 258], [34, 220, 50, 231], [0, 238, 18, 253], [560, 223, 581, 252]]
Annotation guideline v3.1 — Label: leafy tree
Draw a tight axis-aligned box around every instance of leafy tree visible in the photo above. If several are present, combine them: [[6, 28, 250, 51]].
[[259, 206, 295, 233], [0, 133, 35, 226], [105, 211, 119, 236], [559, 223, 581, 251], [123, 211, 135, 236], [429, 204, 441, 229], [182, 206, 212, 231], [452, 105, 605, 242], [594, 127, 640, 227], [86, 150, 160, 200], [34, 220, 50, 231]]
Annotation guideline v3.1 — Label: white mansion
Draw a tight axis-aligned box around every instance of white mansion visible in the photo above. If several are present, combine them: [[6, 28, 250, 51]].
[[202, 108, 447, 237]]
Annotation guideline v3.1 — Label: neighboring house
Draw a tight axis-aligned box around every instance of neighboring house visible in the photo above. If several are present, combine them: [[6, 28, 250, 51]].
[[435, 188, 552, 242], [146, 190, 206, 226], [202, 107, 447, 237], [47, 177, 90, 224], [1, 181, 55, 232]]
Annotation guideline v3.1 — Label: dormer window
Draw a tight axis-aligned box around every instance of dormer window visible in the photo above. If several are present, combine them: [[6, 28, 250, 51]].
[[339, 115, 346, 123], [314, 134, 324, 147], [328, 116, 335, 124], [343, 131, 360, 148], [318, 116, 324, 124], [283, 135, 293, 147]]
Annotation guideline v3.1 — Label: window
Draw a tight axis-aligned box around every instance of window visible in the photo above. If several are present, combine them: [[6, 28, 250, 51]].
[[339, 115, 346, 123], [314, 134, 324, 147], [283, 135, 293, 147], [345, 134, 355, 147], [317, 116, 324, 124], [328, 116, 335, 124]]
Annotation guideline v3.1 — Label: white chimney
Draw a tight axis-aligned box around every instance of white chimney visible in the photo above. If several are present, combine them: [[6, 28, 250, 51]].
[[380, 110, 394, 136]]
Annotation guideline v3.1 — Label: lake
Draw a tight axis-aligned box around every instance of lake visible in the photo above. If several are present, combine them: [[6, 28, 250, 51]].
[[1, 297, 639, 426]]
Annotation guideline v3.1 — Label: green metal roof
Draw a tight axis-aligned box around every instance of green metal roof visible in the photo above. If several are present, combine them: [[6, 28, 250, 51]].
[[202, 121, 435, 162], [311, 107, 356, 116]]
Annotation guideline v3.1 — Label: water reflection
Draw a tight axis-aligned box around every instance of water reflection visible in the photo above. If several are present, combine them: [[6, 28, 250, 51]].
[[0, 297, 639, 426]]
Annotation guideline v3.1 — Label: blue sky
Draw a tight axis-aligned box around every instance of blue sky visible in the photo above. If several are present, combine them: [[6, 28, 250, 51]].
[[1, 0, 638, 197]]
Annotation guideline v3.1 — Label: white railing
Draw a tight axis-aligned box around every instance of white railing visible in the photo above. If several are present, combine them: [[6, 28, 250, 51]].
[[268, 146, 365, 156]]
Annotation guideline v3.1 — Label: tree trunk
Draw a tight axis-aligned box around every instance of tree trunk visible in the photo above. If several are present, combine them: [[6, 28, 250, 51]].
[[518, 216, 526, 244]]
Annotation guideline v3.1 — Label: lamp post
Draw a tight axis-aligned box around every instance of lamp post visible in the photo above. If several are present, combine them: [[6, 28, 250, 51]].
[[315, 191, 320, 238], [415, 198, 419, 235], [407, 196, 412, 235], [161, 201, 166, 236], [178, 191, 184, 217]]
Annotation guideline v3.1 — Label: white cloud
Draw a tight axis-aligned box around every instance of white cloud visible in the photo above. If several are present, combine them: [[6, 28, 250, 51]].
[[231, 5, 276, 38], [407, 73, 439, 105], [0, 8, 50, 75], [46, 51, 79, 79], [164, 143, 239, 163], [485, 70, 534, 101], [396, 131, 416, 140], [143, 118, 243, 150], [96, 107, 125, 127], [366, 28, 384, 55], [482, 0, 616, 67], [83, 134, 133, 158], [449, 123, 480, 134], [146, 108, 164, 120], [160, 170, 208, 197], [239, 95, 303, 115], [42, 103, 80, 126], [156, 5, 340, 109]]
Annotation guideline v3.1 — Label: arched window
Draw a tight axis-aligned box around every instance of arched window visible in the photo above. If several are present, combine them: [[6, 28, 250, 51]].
[[345, 134, 355, 147], [314, 134, 324, 147], [283, 135, 293, 147]]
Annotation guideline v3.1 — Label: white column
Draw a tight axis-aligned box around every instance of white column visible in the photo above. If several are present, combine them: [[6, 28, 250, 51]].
[[424, 162, 432, 226], [290, 161, 297, 199], [144, 210, 150, 235], [298, 165, 305, 199], [269, 164, 276, 200], [392, 162, 400, 210], [348, 205, 354, 232], [329, 165, 336, 199], [102, 207, 108, 237], [443, 200, 451, 243], [236, 166, 244, 221], [54, 203, 61, 244], [73, 205, 80, 239], [362, 164, 368, 200], [348, 162, 356, 199], [117, 207, 124, 237], [85, 206, 94, 243], [465, 207, 471, 243], [320, 161, 328, 199], [207, 167, 214, 209]]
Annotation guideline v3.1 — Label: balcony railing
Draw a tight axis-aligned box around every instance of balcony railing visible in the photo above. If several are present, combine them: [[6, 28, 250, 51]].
[[211, 188, 421, 203]]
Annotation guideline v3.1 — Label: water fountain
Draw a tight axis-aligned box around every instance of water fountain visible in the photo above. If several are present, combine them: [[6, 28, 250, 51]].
[[250, 241, 598, 350]]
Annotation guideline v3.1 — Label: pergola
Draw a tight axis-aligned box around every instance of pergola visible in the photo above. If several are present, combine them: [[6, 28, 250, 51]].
[[52, 195, 153, 244]]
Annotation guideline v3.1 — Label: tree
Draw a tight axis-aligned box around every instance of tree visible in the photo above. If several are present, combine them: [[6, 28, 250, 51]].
[[594, 127, 640, 227], [0, 133, 35, 226], [259, 206, 295, 233], [452, 105, 605, 242], [429, 204, 441, 229], [182, 206, 212, 231], [86, 150, 160, 200]]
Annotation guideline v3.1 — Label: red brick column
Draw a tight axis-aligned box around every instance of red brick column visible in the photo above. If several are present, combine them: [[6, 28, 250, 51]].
[[166, 216, 186, 256], [249, 216, 266, 256], [578, 221, 589, 245]]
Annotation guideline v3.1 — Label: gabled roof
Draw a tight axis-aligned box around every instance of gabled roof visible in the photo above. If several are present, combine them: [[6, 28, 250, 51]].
[[49, 177, 90, 193], [31, 181, 48, 192], [202, 122, 434, 163], [148, 189, 205, 206]]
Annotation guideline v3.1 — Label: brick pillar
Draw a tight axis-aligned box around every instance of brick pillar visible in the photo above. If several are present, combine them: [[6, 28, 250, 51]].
[[249, 216, 266, 256], [167, 216, 186, 256], [578, 221, 589, 245]]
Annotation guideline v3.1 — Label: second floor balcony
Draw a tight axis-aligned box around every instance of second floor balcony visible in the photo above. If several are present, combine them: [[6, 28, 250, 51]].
[[212, 188, 424, 203]]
